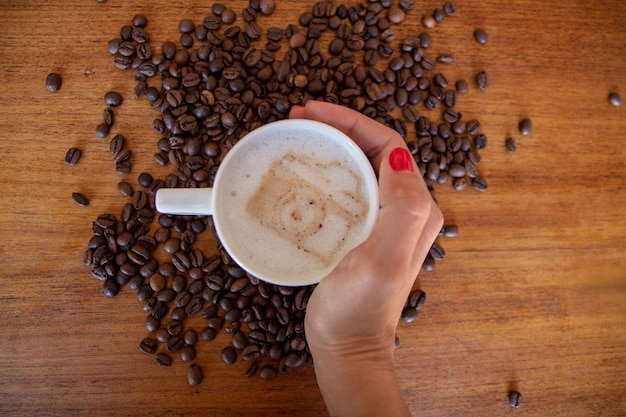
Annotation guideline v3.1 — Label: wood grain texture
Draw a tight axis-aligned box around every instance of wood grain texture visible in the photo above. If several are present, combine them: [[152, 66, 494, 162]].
[[0, 1, 625, 416]]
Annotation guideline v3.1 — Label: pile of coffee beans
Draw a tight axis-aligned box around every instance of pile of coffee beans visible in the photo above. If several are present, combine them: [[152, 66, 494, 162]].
[[78, 0, 497, 385]]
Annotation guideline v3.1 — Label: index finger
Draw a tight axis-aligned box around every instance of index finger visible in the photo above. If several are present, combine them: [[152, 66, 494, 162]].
[[289, 101, 408, 172]]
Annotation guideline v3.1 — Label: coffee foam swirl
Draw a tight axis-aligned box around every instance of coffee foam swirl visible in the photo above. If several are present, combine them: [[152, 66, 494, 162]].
[[246, 152, 367, 264]]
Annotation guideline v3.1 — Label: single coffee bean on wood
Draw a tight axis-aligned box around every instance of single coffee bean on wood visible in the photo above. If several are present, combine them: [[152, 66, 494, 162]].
[[72, 192, 89, 207], [187, 364, 203, 386], [139, 337, 157, 354], [65, 147, 82, 165], [518, 118, 533, 135], [509, 391, 523, 408], [221, 346, 237, 365], [608, 92, 622, 107], [505, 137, 517, 153], [476, 71, 490, 90], [259, 365, 277, 380], [443, 2, 457, 16], [474, 28, 488, 44], [155, 352, 172, 367], [95, 123, 110, 138], [45, 72, 62, 92], [103, 108, 114, 128], [104, 91, 123, 106]]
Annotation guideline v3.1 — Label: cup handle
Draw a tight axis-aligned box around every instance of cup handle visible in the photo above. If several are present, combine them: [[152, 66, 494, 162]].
[[155, 188, 214, 216]]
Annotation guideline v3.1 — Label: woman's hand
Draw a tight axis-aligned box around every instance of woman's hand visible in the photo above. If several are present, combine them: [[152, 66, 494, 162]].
[[290, 101, 443, 417]]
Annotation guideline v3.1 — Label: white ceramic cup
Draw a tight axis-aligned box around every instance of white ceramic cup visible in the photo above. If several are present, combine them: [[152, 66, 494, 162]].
[[155, 119, 379, 286]]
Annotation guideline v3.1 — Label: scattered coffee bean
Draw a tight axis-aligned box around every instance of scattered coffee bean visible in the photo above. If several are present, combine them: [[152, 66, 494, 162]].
[[443, 2, 457, 16], [72, 192, 90, 207], [608, 92, 622, 107], [65, 147, 82, 165], [138, 172, 154, 188], [476, 71, 490, 90], [104, 91, 123, 106], [117, 181, 133, 197], [221, 346, 237, 365], [139, 337, 158, 354], [422, 15, 436, 29], [443, 224, 459, 238], [155, 352, 172, 367], [45, 72, 62, 92], [103, 107, 114, 127], [95, 123, 110, 138], [259, 365, 277, 380], [472, 176, 488, 192], [509, 391, 523, 408], [518, 118, 533, 135], [505, 137, 517, 153], [109, 134, 124, 154], [259, 0, 275, 16], [474, 28, 488, 44], [456, 79, 469, 94], [187, 364, 203, 386], [245, 362, 259, 377], [180, 345, 197, 362]]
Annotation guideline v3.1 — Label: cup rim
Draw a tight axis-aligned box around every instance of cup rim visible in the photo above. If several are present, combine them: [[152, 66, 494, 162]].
[[212, 118, 379, 286]]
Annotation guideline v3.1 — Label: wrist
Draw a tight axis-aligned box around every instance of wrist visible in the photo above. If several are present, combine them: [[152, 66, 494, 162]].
[[310, 342, 411, 417]]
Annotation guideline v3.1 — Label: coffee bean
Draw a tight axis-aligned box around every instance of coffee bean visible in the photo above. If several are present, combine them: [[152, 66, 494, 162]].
[[443, 2, 457, 16], [456, 79, 469, 94], [95, 123, 110, 138], [474, 28, 488, 44], [65, 147, 82, 165], [180, 345, 197, 362], [259, 0, 275, 15], [518, 118, 533, 135], [409, 290, 426, 309], [104, 91, 123, 106], [609, 92, 623, 107], [472, 176, 488, 192], [155, 352, 172, 367], [139, 337, 158, 355], [221, 346, 237, 365], [422, 15, 436, 29], [509, 391, 523, 408], [259, 365, 277, 380], [109, 134, 124, 154], [476, 71, 490, 90], [187, 364, 203, 386], [474, 134, 488, 150], [117, 181, 133, 197], [444, 224, 460, 238], [245, 362, 259, 377], [72, 192, 90, 207], [242, 345, 261, 361], [45, 73, 62, 92], [401, 307, 418, 323], [221, 8, 236, 24], [505, 137, 517, 153], [103, 107, 114, 127], [166, 335, 185, 353]]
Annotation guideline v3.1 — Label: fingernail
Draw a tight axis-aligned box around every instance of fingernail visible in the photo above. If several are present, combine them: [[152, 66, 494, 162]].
[[389, 147, 414, 172]]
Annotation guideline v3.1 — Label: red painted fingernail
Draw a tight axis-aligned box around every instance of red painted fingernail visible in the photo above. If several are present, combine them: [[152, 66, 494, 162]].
[[389, 147, 414, 172]]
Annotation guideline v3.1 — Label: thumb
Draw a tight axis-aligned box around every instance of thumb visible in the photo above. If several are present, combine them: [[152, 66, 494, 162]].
[[362, 147, 443, 279]]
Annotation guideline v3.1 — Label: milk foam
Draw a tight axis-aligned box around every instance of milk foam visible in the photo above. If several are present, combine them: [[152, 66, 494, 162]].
[[215, 127, 373, 284]]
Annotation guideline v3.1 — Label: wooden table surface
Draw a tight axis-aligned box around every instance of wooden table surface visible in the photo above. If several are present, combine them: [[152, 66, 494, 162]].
[[1, 0, 625, 416]]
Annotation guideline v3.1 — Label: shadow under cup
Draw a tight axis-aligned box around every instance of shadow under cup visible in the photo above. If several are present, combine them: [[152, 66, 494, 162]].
[[156, 119, 379, 286]]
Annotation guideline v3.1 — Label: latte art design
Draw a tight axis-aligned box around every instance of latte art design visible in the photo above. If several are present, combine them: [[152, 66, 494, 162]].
[[246, 152, 368, 263]]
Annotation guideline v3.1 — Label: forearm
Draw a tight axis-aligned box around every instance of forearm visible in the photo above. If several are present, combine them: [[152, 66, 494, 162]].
[[312, 348, 412, 417]]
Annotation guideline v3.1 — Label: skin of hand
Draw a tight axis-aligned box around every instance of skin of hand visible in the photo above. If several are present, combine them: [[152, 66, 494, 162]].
[[289, 101, 444, 417]]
